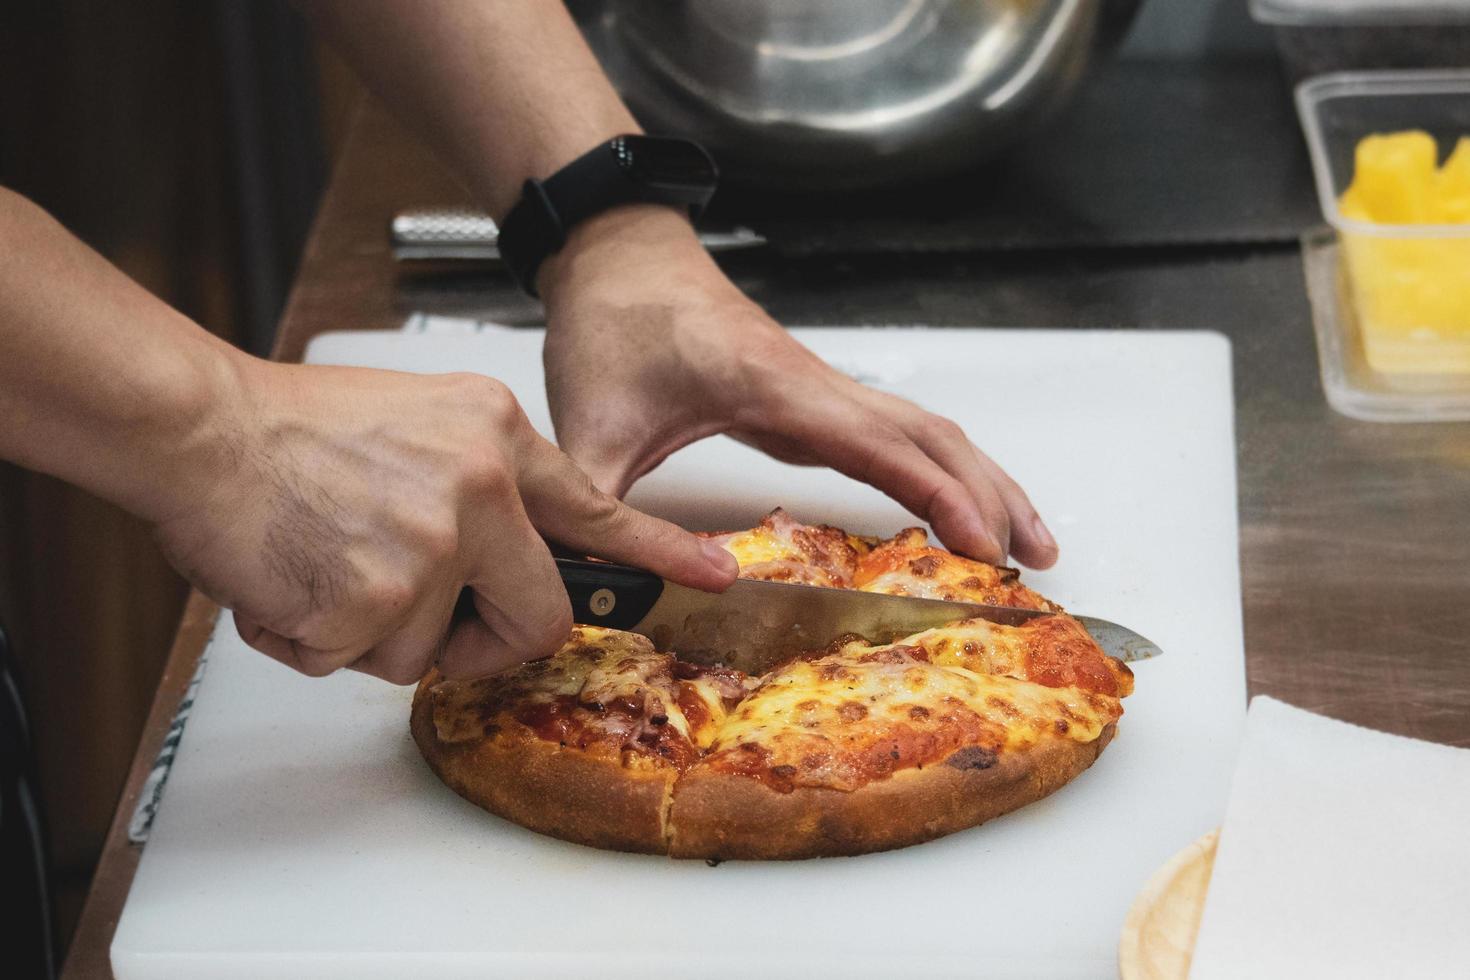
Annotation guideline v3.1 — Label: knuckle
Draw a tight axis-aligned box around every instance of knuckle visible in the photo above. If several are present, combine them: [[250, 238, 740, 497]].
[[469, 375, 523, 428], [414, 513, 459, 563], [924, 478, 969, 522], [364, 576, 416, 614], [293, 647, 340, 678], [924, 414, 967, 445], [380, 656, 430, 686], [460, 447, 516, 499], [991, 467, 1024, 497], [870, 417, 914, 449], [581, 483, 627, 529], [287, 607, 326, 640]]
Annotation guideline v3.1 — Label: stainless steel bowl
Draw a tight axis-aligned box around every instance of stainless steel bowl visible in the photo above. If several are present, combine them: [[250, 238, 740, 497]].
[[576, 0, 1140, 189]]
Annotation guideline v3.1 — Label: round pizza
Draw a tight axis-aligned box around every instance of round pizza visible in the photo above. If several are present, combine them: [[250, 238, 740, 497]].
[[411, 509, 1133, 859]]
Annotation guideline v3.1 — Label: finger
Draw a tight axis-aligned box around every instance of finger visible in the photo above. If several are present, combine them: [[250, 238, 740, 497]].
[[233, 610, 365, 678], [574, 456, 627, 499], [856, 388, 1058, 569], [437, 612, 536, 680], [349, 588, 459, 686], [447, 500, 573, 680], [966, 445, 1057, 569], [516, 434, 738, 592], [743, 384, 1006, 563]]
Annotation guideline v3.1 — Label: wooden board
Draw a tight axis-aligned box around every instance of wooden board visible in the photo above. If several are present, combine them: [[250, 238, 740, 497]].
[[1119, 831, 1219, 980]]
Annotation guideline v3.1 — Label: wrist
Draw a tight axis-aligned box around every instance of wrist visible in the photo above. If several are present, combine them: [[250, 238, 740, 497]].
[[535, 203, 715, 308], [119, 334, 260, 526]]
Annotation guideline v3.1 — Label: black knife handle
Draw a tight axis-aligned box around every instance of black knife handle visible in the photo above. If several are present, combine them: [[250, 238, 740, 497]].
[[554, 558, 664, 630]]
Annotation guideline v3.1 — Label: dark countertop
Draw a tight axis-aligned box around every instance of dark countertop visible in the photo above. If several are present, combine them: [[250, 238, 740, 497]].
[[61, 93, 1470, 978]]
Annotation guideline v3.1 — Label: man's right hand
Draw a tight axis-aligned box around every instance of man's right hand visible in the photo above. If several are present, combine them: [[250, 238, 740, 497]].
[[153, 360, 738, 684]]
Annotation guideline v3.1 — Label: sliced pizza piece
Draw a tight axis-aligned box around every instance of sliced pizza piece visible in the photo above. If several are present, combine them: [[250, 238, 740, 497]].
[[668, 646, 1121, 859], [411, 626, 749, 853], [854, 526, 1058, 609], [701, 507, 872, 587], [829, 614, 1134, 698]]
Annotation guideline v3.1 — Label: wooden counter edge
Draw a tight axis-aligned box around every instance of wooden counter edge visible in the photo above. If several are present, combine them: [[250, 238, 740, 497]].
[[59, 590, 219, 979], [55, 95, 391, 980]]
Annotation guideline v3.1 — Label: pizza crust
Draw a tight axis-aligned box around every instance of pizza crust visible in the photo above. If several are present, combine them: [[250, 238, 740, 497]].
[[668, 723, 1115, 860], [415, 674, 1114, 859], [410, 681, 675, 854]]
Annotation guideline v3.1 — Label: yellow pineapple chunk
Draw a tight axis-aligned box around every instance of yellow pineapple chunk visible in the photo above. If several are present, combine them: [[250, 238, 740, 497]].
[[1349, 130, 1438, 223], [1434, 137, 1470, 224], [1337, 130, 1470, 374]]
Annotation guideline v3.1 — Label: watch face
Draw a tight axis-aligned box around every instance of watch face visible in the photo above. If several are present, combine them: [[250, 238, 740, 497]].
[[612, 136, 717, 189]]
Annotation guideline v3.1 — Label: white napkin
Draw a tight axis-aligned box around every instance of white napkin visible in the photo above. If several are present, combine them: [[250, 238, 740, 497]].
[[1189, 696, 1470, 979]]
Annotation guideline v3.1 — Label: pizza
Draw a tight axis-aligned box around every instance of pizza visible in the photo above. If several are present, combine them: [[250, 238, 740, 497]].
[[411, 509, 1133, 859]]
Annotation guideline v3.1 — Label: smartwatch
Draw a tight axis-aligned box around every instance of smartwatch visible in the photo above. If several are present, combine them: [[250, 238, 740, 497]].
[[496, 135, 719, 297]]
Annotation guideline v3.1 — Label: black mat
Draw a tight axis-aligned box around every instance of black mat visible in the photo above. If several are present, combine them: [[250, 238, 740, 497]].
[[707, 59, 1320, 256]]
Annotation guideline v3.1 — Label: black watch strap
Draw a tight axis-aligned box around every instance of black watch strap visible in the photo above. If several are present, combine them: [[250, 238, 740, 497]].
[[497, 135, 717, 297]]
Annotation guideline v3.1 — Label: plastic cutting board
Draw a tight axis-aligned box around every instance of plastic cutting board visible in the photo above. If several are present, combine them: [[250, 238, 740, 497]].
[[112, 325, 1246, 979]]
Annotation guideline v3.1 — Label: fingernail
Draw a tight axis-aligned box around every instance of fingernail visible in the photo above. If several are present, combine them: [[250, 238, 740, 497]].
[[700, 538, 739, 575], [1031, 514, 1057, 553]]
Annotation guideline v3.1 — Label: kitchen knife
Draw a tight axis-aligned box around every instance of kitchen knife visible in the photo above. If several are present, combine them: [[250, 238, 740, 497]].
[[555, 558, 1161, 675]]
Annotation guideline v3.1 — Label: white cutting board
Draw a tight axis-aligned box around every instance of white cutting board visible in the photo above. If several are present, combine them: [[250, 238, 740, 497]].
[[112, 325, 1246, 979]]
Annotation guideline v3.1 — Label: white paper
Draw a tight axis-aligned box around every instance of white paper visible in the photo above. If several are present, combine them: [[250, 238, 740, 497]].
[[1190, 696, 1470, 979]]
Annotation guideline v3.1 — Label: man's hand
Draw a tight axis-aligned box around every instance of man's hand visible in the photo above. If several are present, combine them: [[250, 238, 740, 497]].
[[0, 187, 735, 686], [540, 206, 1058, 570], [153, 360, 737, 684], [299, 1, 1056, 569]]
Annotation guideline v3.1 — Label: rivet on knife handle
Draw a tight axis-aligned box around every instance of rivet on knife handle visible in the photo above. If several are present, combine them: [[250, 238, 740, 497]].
[[555, 558, 664, 632]]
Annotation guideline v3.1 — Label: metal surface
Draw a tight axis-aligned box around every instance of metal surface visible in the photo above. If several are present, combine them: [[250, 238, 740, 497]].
[[633, 576, 1158, 674], [704, 60, 1321, 255], [1073, 616, 1162, 664], [391, 209, 500, 261], [390, 208, 767, 262], [576, 0, 1130, 188]]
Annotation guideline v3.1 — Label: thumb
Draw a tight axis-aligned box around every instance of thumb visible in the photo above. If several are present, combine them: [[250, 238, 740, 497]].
[[517, 436, 737, 591]]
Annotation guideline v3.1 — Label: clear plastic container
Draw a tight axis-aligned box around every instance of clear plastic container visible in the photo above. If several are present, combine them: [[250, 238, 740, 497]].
[[1251, 0, 1470, 83], [1302, 227, 1470, 422], [1296, 70, 1470, 375]]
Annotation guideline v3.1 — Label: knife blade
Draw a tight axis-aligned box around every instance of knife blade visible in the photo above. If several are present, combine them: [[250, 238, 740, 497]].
[[555, 558, 1161, 675]]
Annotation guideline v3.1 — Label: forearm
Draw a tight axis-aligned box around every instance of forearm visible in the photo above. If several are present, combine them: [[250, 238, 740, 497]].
[[0, 187, 245, 523], [300, 0, 641, 220]]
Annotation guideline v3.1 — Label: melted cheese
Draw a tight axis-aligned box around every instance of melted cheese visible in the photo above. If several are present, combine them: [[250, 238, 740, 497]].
[[715, 656, 1112, 754], [674, 675, 731, 748], [854, 528, 1054, 609], [704, 507, 869, 587], [843, 619, 1026, 677], [432, 627, 714, 745], [702, 651, 1119, 791], [840, 614, 1131, 699]]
